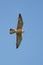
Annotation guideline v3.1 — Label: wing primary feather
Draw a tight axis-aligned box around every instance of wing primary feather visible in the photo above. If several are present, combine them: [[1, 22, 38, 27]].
[[16, 33, 22, 48]]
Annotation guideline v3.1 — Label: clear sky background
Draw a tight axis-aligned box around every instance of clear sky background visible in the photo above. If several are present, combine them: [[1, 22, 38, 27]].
[[0, 0, 43, 65]]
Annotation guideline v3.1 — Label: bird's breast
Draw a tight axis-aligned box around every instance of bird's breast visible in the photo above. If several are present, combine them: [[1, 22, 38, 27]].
[[15, 29, 24, 33]]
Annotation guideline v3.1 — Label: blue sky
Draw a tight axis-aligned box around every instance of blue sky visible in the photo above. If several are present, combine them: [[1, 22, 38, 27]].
[[0, 0, 43, 65]]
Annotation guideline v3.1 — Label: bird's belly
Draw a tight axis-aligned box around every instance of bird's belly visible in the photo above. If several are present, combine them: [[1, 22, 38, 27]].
[[17, 29, 22, 33], [15, 29, 23, 33], [15, 29, 24, 33]]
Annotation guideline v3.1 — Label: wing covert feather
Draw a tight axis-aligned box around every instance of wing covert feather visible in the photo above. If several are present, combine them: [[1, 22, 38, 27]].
[[17, 14, 23, 29]]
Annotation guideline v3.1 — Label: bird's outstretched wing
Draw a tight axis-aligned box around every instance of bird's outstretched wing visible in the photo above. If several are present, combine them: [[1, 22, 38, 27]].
[[16, 33, 22, 48], [17, 14, 23, 29], [16, 14, 23, 48]]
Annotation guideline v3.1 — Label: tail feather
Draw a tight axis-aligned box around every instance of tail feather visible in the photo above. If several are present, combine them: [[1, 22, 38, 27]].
[[10, 28, 15, 34]]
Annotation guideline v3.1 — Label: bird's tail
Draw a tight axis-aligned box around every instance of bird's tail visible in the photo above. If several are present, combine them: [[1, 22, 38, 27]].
[[9, 28, 16, 34]]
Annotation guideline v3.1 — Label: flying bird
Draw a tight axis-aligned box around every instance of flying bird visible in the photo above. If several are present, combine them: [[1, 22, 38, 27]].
[[9, 14, 24, 48]]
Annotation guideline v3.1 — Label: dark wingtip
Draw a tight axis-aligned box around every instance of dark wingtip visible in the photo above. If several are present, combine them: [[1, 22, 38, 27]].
[[19, 13, 21, 17], [16, 46, 19, 49]]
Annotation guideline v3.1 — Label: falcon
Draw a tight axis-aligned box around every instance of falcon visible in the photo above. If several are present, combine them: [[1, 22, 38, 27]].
[[9, 13, 24, 48]]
